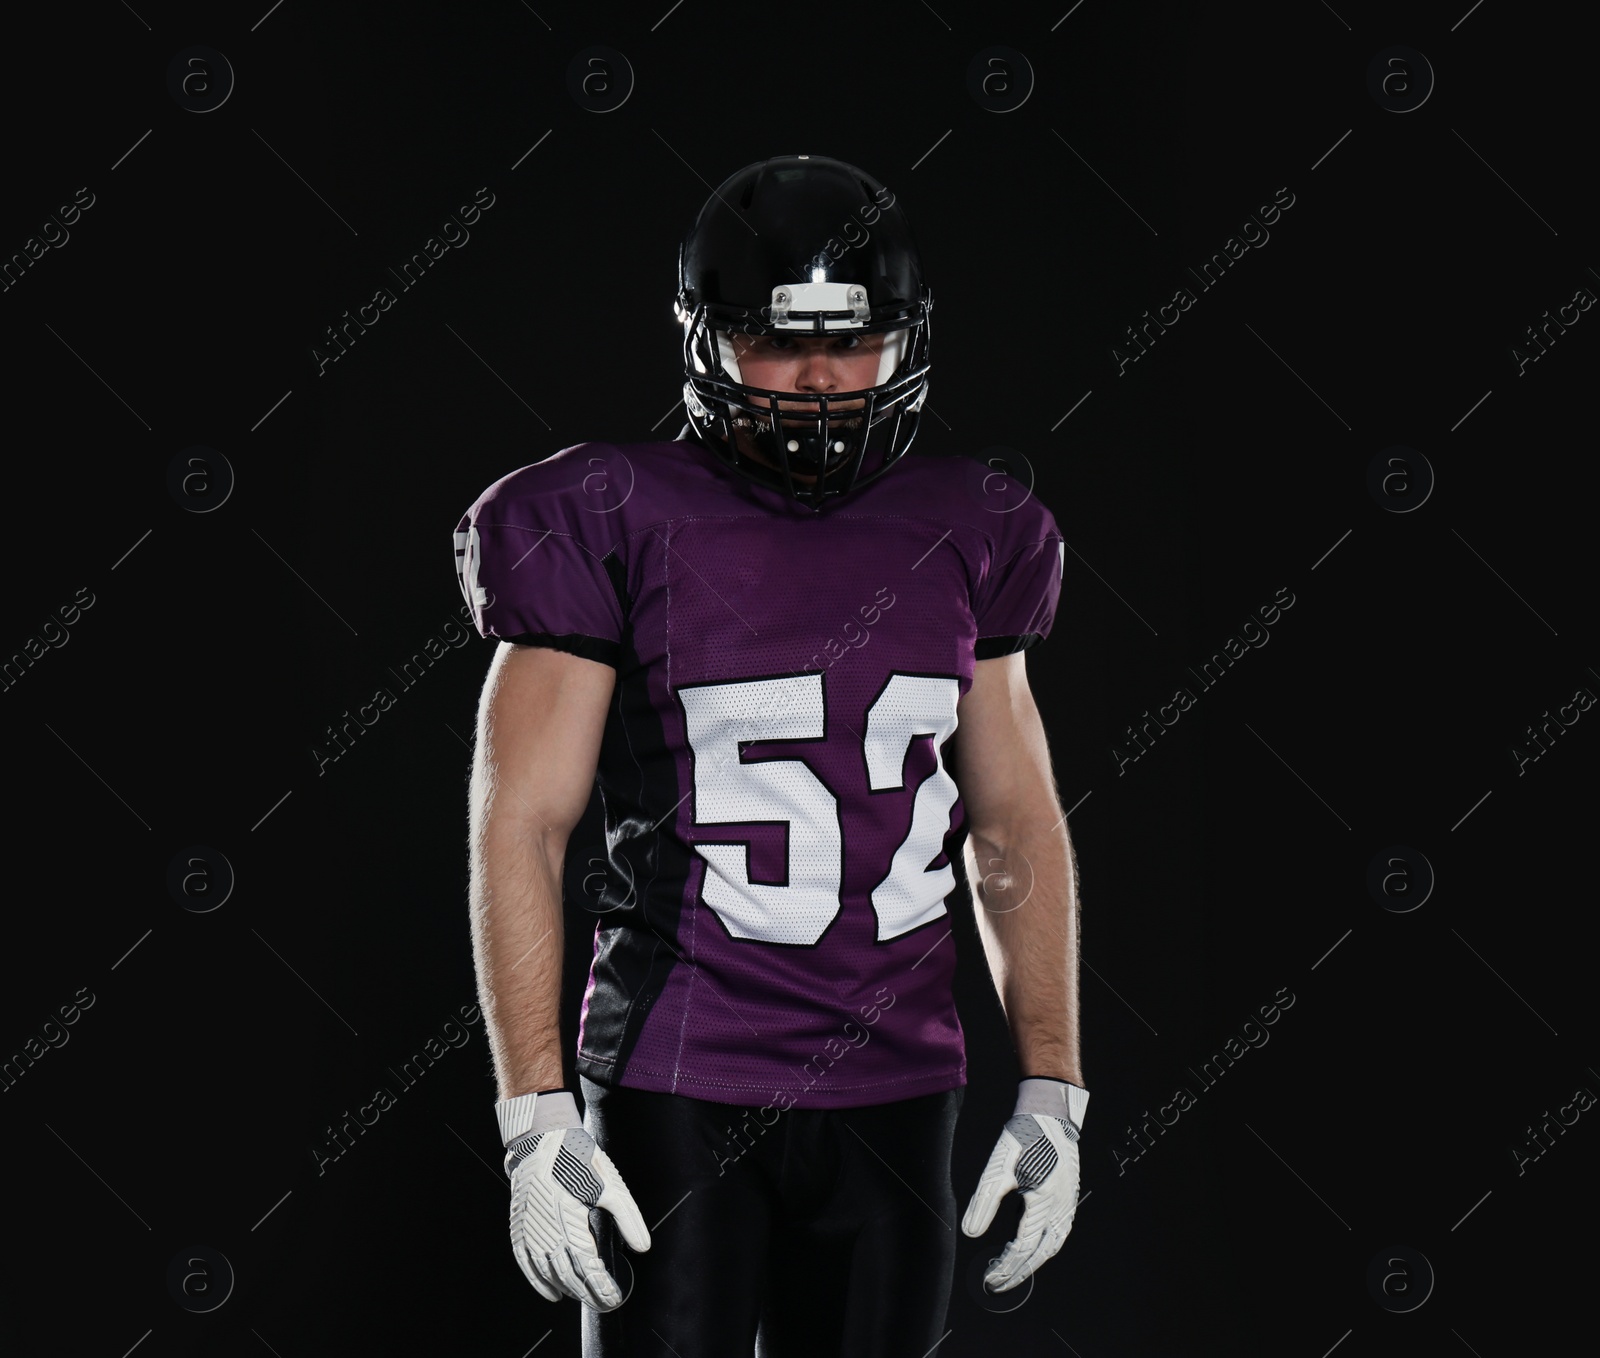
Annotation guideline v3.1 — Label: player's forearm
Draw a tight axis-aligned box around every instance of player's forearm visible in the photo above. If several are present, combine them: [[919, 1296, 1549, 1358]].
[[966, 815, 1082, 1087], [470, 805, 570, 1100]]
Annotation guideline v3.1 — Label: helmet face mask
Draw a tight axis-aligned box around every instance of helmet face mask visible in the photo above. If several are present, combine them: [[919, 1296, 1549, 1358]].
[[681, 312, 927, 495], [675, 156, 933, 508]]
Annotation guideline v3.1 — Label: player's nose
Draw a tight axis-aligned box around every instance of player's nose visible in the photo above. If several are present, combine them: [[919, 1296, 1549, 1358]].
[[795, 353, 843, 392]]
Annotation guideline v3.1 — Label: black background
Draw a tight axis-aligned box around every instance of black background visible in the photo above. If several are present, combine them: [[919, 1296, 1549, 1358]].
[[2, 2, 1594, 1354]]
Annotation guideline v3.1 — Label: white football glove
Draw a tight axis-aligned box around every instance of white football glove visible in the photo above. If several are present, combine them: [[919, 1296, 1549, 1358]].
[[497, 1089, 651, 1310], [961, 1078, 1089, 1293]]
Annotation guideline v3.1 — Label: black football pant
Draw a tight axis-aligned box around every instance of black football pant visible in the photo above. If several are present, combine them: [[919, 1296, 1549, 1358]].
[[578, 1074, 964, 1358]]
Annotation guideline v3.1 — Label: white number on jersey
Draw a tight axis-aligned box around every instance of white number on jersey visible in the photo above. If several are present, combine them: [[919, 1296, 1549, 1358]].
[[679, 672, 961, 945]]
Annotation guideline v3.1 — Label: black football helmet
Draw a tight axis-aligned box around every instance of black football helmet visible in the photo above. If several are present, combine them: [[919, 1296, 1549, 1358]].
[[675, 155, 933, 508]]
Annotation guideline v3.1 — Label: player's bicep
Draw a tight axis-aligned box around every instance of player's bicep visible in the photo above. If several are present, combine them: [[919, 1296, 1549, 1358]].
[[956, 652, 1056, 844], [473, 641, 615, 842]]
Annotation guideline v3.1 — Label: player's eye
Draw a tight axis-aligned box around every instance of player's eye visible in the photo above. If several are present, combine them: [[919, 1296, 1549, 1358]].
[[758, 334, 863, 353]]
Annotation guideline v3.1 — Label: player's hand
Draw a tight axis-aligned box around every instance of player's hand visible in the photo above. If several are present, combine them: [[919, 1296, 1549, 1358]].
[[961, 1079, 1088, 1293], [505, 1120, 651, 1310]]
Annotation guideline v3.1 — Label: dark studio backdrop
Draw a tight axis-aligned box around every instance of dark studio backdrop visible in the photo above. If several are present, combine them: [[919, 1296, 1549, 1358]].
[[1, 2, 1594, 1354]]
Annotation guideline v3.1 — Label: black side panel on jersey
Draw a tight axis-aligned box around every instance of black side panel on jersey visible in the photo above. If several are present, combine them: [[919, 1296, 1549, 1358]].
[[576, 552, 694, 1087]]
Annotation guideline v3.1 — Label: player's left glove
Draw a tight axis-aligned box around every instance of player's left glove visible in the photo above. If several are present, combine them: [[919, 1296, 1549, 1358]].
[[961, 1077, 1089, 1292]]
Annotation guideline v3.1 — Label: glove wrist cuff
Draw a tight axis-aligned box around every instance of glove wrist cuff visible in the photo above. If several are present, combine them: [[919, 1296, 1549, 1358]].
[[495, 1088, 579, 1146], [1014, 1077, 1089, 1133]]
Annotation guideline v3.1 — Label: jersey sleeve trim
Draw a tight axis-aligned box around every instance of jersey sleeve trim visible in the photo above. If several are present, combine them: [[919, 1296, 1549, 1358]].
[[503, 631, 621, 667], [974, 633, 1043, 660]]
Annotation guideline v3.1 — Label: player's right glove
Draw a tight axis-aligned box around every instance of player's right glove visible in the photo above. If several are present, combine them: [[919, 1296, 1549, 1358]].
[[496, 1088, 651, 1311]]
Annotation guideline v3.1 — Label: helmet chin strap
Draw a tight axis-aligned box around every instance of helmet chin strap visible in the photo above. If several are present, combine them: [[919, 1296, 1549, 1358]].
[[747, 414, 860, 472]]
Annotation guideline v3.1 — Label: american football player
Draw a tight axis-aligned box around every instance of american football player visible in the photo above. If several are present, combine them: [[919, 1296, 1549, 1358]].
[[458, 154, 1086, 1357]]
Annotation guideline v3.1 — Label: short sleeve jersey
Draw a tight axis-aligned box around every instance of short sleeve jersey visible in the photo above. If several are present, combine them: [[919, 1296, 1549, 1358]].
[[454, 429, 1063, 1110]]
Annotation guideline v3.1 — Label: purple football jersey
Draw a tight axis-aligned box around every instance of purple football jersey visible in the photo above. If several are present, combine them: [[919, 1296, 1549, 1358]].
[[454, 429, 1063, 1110]]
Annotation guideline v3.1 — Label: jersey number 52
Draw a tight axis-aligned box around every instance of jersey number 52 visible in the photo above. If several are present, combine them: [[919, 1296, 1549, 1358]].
[[678, 672, 960, 947]]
